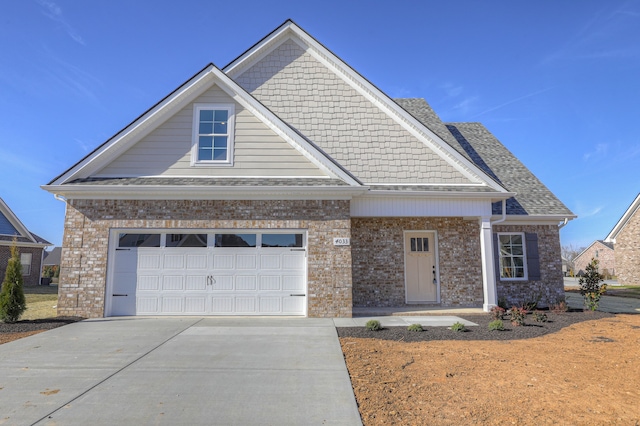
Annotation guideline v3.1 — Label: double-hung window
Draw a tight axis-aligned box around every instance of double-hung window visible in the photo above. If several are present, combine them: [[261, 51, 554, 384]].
[[498, 232, 527, 280], [191, 103, 235, 166]]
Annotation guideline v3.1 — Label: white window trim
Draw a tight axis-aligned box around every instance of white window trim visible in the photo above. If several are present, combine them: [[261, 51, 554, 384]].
[[20, 252, 32, 276], [497, 232, 528, 281], [191, 103, 235, 167]]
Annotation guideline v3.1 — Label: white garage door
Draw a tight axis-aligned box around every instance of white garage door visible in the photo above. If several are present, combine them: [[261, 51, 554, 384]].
[[108, 232, 307, 316]]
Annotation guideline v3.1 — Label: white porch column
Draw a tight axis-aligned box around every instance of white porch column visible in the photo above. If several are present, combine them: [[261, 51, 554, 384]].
[[479, 216, 497, 312]]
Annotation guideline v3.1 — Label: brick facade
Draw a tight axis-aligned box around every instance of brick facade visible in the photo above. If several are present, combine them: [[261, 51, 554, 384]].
[[614, 208, 640, 285], [0, 245, 43, 287], [58, 199, 353, 318], [351, 219, 564, 309], [352, 217, 484, 307], [494, 224, 565, 308], [574, 241, 615, 278]]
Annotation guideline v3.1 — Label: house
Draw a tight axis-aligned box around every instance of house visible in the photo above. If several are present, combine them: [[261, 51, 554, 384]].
[[573, 240, 615, 278], [0, 198, 51, 287], [42, 246, 62, 284], [42, 20, 574, 318], [605, 193, 640, 285]]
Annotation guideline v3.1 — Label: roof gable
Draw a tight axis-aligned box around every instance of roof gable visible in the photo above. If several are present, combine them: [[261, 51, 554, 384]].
[[225, 20, 509, 193], [93, 84, 330, 179], [0, 198, 51, 246], [46, 63, 360, 188], [605, 193, 640, 242]]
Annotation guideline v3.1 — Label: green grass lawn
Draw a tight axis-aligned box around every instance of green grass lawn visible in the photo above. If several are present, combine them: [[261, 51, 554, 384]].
[[22, 286, 59, 320]]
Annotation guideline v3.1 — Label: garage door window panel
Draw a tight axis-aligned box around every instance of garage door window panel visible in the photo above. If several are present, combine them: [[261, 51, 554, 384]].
[[166, 234, 207, 247], [262, 234, 304, 248], [215, 234, 256, 248], [119, 234, 160, 248]]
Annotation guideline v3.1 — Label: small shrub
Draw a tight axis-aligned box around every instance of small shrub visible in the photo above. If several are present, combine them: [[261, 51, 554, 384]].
[[520, 292, 542, 311], [407, 323, 423, 332], [549, 300, 568, 313], [532, 311, 548, 323], [365, 319, 381, 331], [0, 241, 27, 323], [497, 297, 508, 309], [488, 319, 504, 331], [509, 306, 527, 326], [451, 322, 466, 332], [490, 306, 506, 320], [579, 258, 607, 311]]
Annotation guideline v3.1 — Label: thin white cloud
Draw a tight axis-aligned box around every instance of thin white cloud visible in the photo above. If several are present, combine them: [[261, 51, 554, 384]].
[[540, 2, 640, 66], [472, 87, 553, 119], [37, 0, 86, 45], [452, 96, 478, 115], [576, 205, 604, 219], [583, 143, 609, 161], [0, 147, 49, 176], [441, 82, 463, 98], [41, 45, 103, 101]]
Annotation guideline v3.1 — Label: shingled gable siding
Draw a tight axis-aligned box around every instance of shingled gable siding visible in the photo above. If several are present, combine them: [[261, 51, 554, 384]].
[[493, 224, 564, 307], [351, 217, 484, 307], [58, 199, 353, 318], [235, 39, 471, 185], [615, 209, 640, 285]]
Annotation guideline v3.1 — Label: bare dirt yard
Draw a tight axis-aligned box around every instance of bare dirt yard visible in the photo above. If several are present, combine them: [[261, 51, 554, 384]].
[[340, 313, 640, 425]]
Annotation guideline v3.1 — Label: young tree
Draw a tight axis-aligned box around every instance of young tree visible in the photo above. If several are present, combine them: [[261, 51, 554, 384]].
[[578, 258, 606, 311], [0, 241, 27, 323]]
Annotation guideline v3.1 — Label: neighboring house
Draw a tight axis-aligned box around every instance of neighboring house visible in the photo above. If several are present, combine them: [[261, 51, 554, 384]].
[[605, 193, 640, 285], [573, 240, 615, 278], [0, 198, 51, 286], [42, 20, 575, 318], [42, 246, 62, 284]]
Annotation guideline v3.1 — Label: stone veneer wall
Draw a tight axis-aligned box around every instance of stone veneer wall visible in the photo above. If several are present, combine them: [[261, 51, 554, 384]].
[[0, 246, 43, 287], [574, 241, 615, 277], [351, 217, 484, 307], [615, 208, 640, 285], [494, 224, 564, 307], [58, 199, 353, 318]]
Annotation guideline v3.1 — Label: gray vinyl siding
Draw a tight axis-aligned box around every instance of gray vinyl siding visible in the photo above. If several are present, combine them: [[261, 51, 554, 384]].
[[95, 85, 325, 178]]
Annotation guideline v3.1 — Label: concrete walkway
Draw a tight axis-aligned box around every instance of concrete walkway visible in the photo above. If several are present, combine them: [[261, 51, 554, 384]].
[[0, 318, 362, 425]]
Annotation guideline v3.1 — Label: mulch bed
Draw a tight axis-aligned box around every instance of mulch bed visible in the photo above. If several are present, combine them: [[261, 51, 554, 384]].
[[0, 317, 83, 334], [337, 310, 616, 342]]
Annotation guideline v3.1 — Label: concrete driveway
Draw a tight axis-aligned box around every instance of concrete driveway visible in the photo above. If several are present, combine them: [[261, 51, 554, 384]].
[[0, 318, 362, 425]]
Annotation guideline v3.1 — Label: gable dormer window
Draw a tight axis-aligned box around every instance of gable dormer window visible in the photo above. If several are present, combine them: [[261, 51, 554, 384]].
[[191, 103, 235, 166]]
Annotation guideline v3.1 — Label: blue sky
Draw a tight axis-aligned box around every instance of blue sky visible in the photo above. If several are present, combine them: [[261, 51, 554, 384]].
[[1, 0, 639, 249]]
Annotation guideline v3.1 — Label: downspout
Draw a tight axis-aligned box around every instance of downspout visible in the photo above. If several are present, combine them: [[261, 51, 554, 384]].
[[491, 199, 507, 226], [54, 194, 67, 203], [558, 218, 569, 229]]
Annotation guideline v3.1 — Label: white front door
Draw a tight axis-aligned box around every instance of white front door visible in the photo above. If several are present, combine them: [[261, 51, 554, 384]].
[[109, 231, 307, 316], [405, 231, 439, 303]]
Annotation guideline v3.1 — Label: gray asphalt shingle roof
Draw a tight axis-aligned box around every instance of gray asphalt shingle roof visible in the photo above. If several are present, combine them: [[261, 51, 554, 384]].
[[69, 177, 350, 187], [395, 98, 574, 217]]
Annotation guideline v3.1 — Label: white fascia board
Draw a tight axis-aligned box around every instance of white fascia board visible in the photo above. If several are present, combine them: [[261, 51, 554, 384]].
[[225, 22, 508, 194], [0, 198, 37, 243], [605, 193, 640, 242], [41, 184, 368, 201], [207, 67, 361, 186], [50, 66, 218, 186], [365, 190, 516, 200], [495, 215, 577, 226], [0, 240, 49, 249]]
